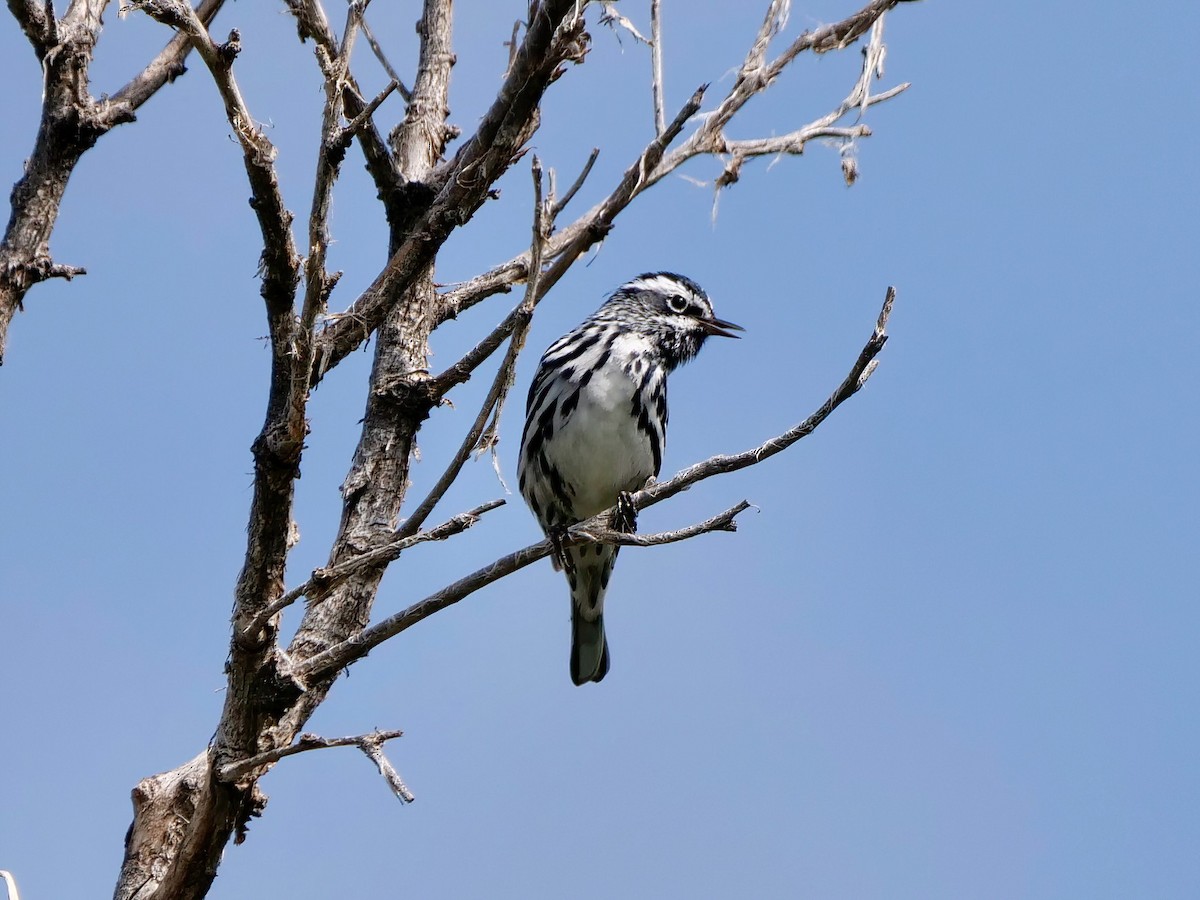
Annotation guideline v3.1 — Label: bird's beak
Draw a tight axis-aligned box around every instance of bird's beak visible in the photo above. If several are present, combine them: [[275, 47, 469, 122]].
[[700, 316, 745, 339]]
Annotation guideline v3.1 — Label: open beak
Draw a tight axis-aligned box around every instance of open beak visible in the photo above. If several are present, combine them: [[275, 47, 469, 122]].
[[700, 316, 745, 339]]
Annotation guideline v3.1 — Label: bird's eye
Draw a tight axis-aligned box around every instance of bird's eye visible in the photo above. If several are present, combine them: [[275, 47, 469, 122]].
[[667, 294, 689, 314]]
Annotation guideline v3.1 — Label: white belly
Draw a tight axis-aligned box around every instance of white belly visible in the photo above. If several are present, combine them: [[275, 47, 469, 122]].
[[547, 373, 657, 520]]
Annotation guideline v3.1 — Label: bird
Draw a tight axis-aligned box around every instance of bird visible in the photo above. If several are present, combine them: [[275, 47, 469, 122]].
[[518, 272, 743, 685]]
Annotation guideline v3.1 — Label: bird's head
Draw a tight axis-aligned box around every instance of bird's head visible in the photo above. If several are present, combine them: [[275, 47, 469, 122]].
[[597, 272, 743, 369]]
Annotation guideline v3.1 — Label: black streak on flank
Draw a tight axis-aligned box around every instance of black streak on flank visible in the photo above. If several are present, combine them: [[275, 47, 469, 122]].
[[560, 387, 581, 419], [525, 397, 558, 456]]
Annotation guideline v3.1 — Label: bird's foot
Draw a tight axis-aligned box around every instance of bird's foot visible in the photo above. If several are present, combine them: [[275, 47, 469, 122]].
[[550, 525, 573, 576], [614, 491, 638, 534]]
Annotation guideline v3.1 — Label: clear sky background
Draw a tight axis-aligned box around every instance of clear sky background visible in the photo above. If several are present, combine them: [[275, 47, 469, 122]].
[[2, 2, 1197, 898]]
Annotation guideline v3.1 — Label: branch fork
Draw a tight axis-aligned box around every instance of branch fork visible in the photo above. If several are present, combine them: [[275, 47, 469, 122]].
[[218, 728, 413, 804]]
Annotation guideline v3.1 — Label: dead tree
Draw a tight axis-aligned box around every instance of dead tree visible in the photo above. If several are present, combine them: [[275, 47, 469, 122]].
[[0, 1, 919, 897]]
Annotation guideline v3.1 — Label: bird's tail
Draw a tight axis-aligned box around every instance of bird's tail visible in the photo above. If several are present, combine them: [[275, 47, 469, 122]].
[[565, 544, 616, 685], [571, 606, 610, 685]]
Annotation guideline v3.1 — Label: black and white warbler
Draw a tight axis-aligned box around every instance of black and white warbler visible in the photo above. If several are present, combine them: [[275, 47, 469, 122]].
[[518, 272, 743, 685]]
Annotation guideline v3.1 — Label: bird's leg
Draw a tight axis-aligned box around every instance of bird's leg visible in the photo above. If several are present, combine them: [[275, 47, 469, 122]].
[[613, 491, 638, 534]]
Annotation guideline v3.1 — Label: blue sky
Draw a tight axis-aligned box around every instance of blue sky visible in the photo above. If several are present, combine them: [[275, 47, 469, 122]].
[[1, 1, 1197, 898]]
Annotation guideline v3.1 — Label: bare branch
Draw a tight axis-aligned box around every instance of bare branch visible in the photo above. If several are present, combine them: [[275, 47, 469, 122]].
[[281, 0, 463, 735], [404, 352, 528, 531], [650, 0, 666, 135], [62, 0, 105, 31], [717, 87, 907, 161], [2, 258, 87, 293], [386, 0, 457, 232], [1, 0, 141, 360], [1, 0, 233, 362], [242, 498, 505, 637], [217, 729, 405, 784], [297, 286, 895, 681], [746, 0, 790, 72], [297, 541, 550, 679]]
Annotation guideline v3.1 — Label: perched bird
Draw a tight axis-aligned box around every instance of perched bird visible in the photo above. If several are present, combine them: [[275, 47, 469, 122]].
[[518, 272, 742, 685]]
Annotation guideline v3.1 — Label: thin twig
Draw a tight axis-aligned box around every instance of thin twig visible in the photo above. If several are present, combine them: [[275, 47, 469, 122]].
[[359, 15, 413, 101], [748, 0, 790, 71], [473, 157, 550, 484], [550, 147, 599, 218], [395, 366, 519, 540], [297, 286, 895, 680], [319, 3, 913, 377], [298, 0, 367, 340], [340, 79, 401, 146], [714, 14, 904, 180], [571, 500, 751, 547]]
